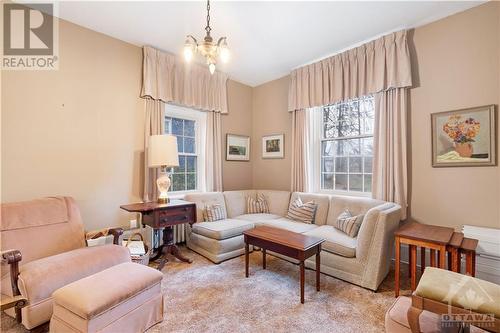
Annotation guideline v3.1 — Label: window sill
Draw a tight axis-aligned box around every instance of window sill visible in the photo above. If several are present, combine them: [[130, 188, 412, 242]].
[[318, 190, 372, 198]]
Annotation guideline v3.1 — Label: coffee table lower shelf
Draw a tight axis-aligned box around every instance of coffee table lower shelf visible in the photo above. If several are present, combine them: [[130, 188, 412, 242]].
[[243, 226, 325, 304]]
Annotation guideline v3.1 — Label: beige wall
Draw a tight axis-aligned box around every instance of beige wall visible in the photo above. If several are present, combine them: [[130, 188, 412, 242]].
[[409, 2, 499, 229], [251, 76, 292, 190], [1, 17, 254, 230], [222, 80, 253, 190]]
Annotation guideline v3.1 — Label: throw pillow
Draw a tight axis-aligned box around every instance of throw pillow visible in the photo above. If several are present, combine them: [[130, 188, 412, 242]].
[[335, 209, 364, 237], [203, 204, 226, 222], [286, 197, 317, 224], [246, 194, 270, 214]]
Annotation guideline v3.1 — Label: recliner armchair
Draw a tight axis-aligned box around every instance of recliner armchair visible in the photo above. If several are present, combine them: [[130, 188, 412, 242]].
[[1, 196, 131, 330]]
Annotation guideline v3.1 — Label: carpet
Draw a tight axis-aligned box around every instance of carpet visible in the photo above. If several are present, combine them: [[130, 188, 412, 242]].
[[1, 247, 410, 333]]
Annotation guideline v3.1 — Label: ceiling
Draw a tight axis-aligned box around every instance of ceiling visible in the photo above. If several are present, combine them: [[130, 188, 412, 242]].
[[55, 1, 484, 87]]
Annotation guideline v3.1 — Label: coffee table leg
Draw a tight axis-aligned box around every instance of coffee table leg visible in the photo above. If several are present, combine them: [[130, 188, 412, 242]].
[[262, 249, 266, 269], [245, 243, 249, 278], [316, 251, 320, 291], [300, 261, 305, 304]]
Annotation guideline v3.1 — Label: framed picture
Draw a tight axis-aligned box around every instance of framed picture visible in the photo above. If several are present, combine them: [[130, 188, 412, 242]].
[[226, 134, 250, 161], [262, 134, 284, 159], [431, 105, 496, 167]]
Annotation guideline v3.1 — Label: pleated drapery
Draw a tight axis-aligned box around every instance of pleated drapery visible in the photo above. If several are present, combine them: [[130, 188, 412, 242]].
[[291, 109, 310, 192], [205, 112, 223, 192], [372, 88, 409, 219], [141, 46, 229, 114], [288, 30, 412, 112]]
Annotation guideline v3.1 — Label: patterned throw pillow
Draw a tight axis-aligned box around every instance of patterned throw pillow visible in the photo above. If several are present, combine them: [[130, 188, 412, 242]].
[[246, 194, 270, 214], [286, 198, 317, 224], [203, 204, 226, 222], [335, 209, 364, 237]]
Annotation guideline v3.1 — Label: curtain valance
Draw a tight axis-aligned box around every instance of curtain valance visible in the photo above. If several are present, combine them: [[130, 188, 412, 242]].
[[288, 30, 412, 111], [141, 46, 229, 113]]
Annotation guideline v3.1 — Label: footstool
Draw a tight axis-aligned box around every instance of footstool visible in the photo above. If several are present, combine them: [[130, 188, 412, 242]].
[[50, 262, 164, 333]]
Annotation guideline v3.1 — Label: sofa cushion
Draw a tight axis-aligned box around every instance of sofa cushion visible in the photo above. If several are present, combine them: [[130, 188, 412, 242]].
[[263, 218, 318, 234], [246, 193, 269, 214], [223, 190, 257, 218], [17, 244, 131, 304], [304, 225, 357, 258], [289, 192, 330, 225], [256, 190, 291, 216], [335, 209, 364, 238], [235, 213, 282, 223], [191, 219, 254, 240], [286, 197, 317, 224], [203, 204, 226, 222], [184, 192, 227, 222], [326, 195, 384, 226]]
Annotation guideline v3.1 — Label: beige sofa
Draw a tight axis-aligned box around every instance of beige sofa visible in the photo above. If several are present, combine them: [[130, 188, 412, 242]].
[[185, 190, 401, 291]]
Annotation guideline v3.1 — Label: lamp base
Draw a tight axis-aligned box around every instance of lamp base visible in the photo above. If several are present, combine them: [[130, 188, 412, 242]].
[[157, 197, 170, 204], [156, 171, 171, 205]]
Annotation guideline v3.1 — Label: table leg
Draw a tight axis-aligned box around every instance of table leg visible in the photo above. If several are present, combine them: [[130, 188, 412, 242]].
[[395, 236, 400, 297], [451, 248, 459, 273], [420, 247, 426, 275], [471, 251, 476, 277], [465, 251, 474, 276], [245, 243, 249, 278], [430, 249, 436, 267], [447, 250, 452, 271], [439, 247, 446, 269], [316, 250, 320, 292], [300, 261, 305, 304], [410, 245, 417, 291], [262, 249, 266, 270]]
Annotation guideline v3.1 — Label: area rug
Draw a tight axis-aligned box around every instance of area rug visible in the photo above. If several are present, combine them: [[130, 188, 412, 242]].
[[1, 247, 411, 333]]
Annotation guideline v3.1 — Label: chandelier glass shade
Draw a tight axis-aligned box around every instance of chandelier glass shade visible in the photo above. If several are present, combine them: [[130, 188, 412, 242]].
[[183, 0, 229, 74]]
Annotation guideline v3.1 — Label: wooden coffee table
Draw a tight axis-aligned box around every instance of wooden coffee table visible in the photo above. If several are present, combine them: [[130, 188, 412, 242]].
[[243, 226, 325, 304]]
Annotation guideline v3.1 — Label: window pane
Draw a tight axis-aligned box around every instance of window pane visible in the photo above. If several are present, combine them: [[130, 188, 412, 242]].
[[172, 118, 183, 136], [184, 137, 195, 154], [335, 157, 347, 173], [322, 157, 334, 172], [177, 136, 184, 153], [335, 174, 348, 191], [346, 139, 361, 155], [364, 175, 372, 193], [173, 156, 185, 173], [165, 117, 172, 134], [186, 173, 197, 190], [186, 156, 196, 172], [322, 141, 335, 157], [171, 174, 186, 191], [322, 173, 334, 190], [349, 174, 363, 192], [184, 120, 195, 137], [363, 137, 373, 155], [364, 157, 373, 173], [335, 140, 346, 156], [349, 157, 362, 173], [363, 118, 374, 135]]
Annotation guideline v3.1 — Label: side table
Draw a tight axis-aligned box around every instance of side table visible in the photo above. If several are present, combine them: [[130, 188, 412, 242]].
[[120, 200, 196, 270]]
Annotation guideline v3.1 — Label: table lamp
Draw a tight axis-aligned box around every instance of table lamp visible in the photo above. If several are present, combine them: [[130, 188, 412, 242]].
[[148, 134, 179, 204]]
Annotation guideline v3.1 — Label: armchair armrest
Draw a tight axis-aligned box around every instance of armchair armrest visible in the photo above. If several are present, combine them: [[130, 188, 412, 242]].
[[0, 294, 28, 311], [86, 227, 124, 245], [1, 250, 23, 322]]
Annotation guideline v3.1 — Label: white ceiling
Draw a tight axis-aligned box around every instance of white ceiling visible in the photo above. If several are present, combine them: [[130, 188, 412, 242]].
[[55, 1, 484, 87]]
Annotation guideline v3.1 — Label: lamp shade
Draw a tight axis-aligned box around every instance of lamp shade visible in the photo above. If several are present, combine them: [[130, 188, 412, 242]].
[[148, 135, 179, 168]]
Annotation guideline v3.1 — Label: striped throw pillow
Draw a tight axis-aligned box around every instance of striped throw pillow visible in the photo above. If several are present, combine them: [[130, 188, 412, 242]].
[[286, 198, 317, 224], [335, 209, 364, 237], [203, 204, 226, 222], [246, 194, 270, 214]]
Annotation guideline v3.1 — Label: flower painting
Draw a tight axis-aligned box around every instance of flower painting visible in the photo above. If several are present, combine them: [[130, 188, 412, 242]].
[[431, 105, 496, 167]]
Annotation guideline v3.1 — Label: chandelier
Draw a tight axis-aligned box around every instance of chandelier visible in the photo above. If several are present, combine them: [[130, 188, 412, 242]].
[[183, 0, 229, 74]]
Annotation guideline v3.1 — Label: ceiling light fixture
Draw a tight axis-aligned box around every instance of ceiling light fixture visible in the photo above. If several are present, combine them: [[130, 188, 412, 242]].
[[183, 0, 229, 74]]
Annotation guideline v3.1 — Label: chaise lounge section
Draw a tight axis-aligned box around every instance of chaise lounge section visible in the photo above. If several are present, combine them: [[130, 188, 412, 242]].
[[185, 190, 401, 291]]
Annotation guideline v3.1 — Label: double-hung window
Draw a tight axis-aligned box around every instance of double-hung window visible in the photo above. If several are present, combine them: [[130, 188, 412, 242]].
[[164, 104, 206, 193], [319, 95, 374, 194]]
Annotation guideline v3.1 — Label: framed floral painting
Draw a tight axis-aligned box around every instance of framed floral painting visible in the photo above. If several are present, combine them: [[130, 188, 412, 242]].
[[431, 105, 496, 167]]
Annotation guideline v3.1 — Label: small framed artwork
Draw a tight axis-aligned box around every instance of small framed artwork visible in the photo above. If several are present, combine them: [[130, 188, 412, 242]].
[[226, 134, 250, 161], [431, 105, 496, 167], [262, 134, 284, 159]]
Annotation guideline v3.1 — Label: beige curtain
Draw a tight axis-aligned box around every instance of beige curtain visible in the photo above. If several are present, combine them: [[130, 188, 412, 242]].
[[205, 112, 223, 192], [141, 46, 229, 113], [291, 109, 309, 192], [143, 98, 165, 202], [288, 30, 412, 112], [372, 88, 408, 219]]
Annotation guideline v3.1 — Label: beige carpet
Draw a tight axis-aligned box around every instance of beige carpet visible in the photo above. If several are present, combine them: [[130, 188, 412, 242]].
[[2, 247, 411, 333]]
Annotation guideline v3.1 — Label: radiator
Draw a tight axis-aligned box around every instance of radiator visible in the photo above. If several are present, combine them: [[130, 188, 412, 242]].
[[144, 225, 186, 248], [462, 225, 500, 284]]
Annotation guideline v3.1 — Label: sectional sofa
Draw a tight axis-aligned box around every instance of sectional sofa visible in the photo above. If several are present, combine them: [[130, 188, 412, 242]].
[[184, 190, 401, 291]]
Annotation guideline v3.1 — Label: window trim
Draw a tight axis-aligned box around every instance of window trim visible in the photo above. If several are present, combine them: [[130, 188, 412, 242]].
[[165, 103, 207, 194]]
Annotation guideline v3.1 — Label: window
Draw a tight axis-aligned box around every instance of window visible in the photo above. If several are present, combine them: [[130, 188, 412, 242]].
[[320, 96, 374, 194], [164, 104, 206, 193]]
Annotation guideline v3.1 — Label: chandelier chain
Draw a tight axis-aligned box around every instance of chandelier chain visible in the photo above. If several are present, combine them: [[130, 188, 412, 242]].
[[205, 0, 211, 36]]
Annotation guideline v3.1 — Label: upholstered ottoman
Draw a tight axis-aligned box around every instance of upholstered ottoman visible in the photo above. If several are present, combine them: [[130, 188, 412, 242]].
[[50, 262, 164, 333]]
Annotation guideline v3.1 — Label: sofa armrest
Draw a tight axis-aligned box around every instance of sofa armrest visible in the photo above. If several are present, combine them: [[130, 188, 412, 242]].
[[86, 227, 124, 245], [1, 250, 23, 322]]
